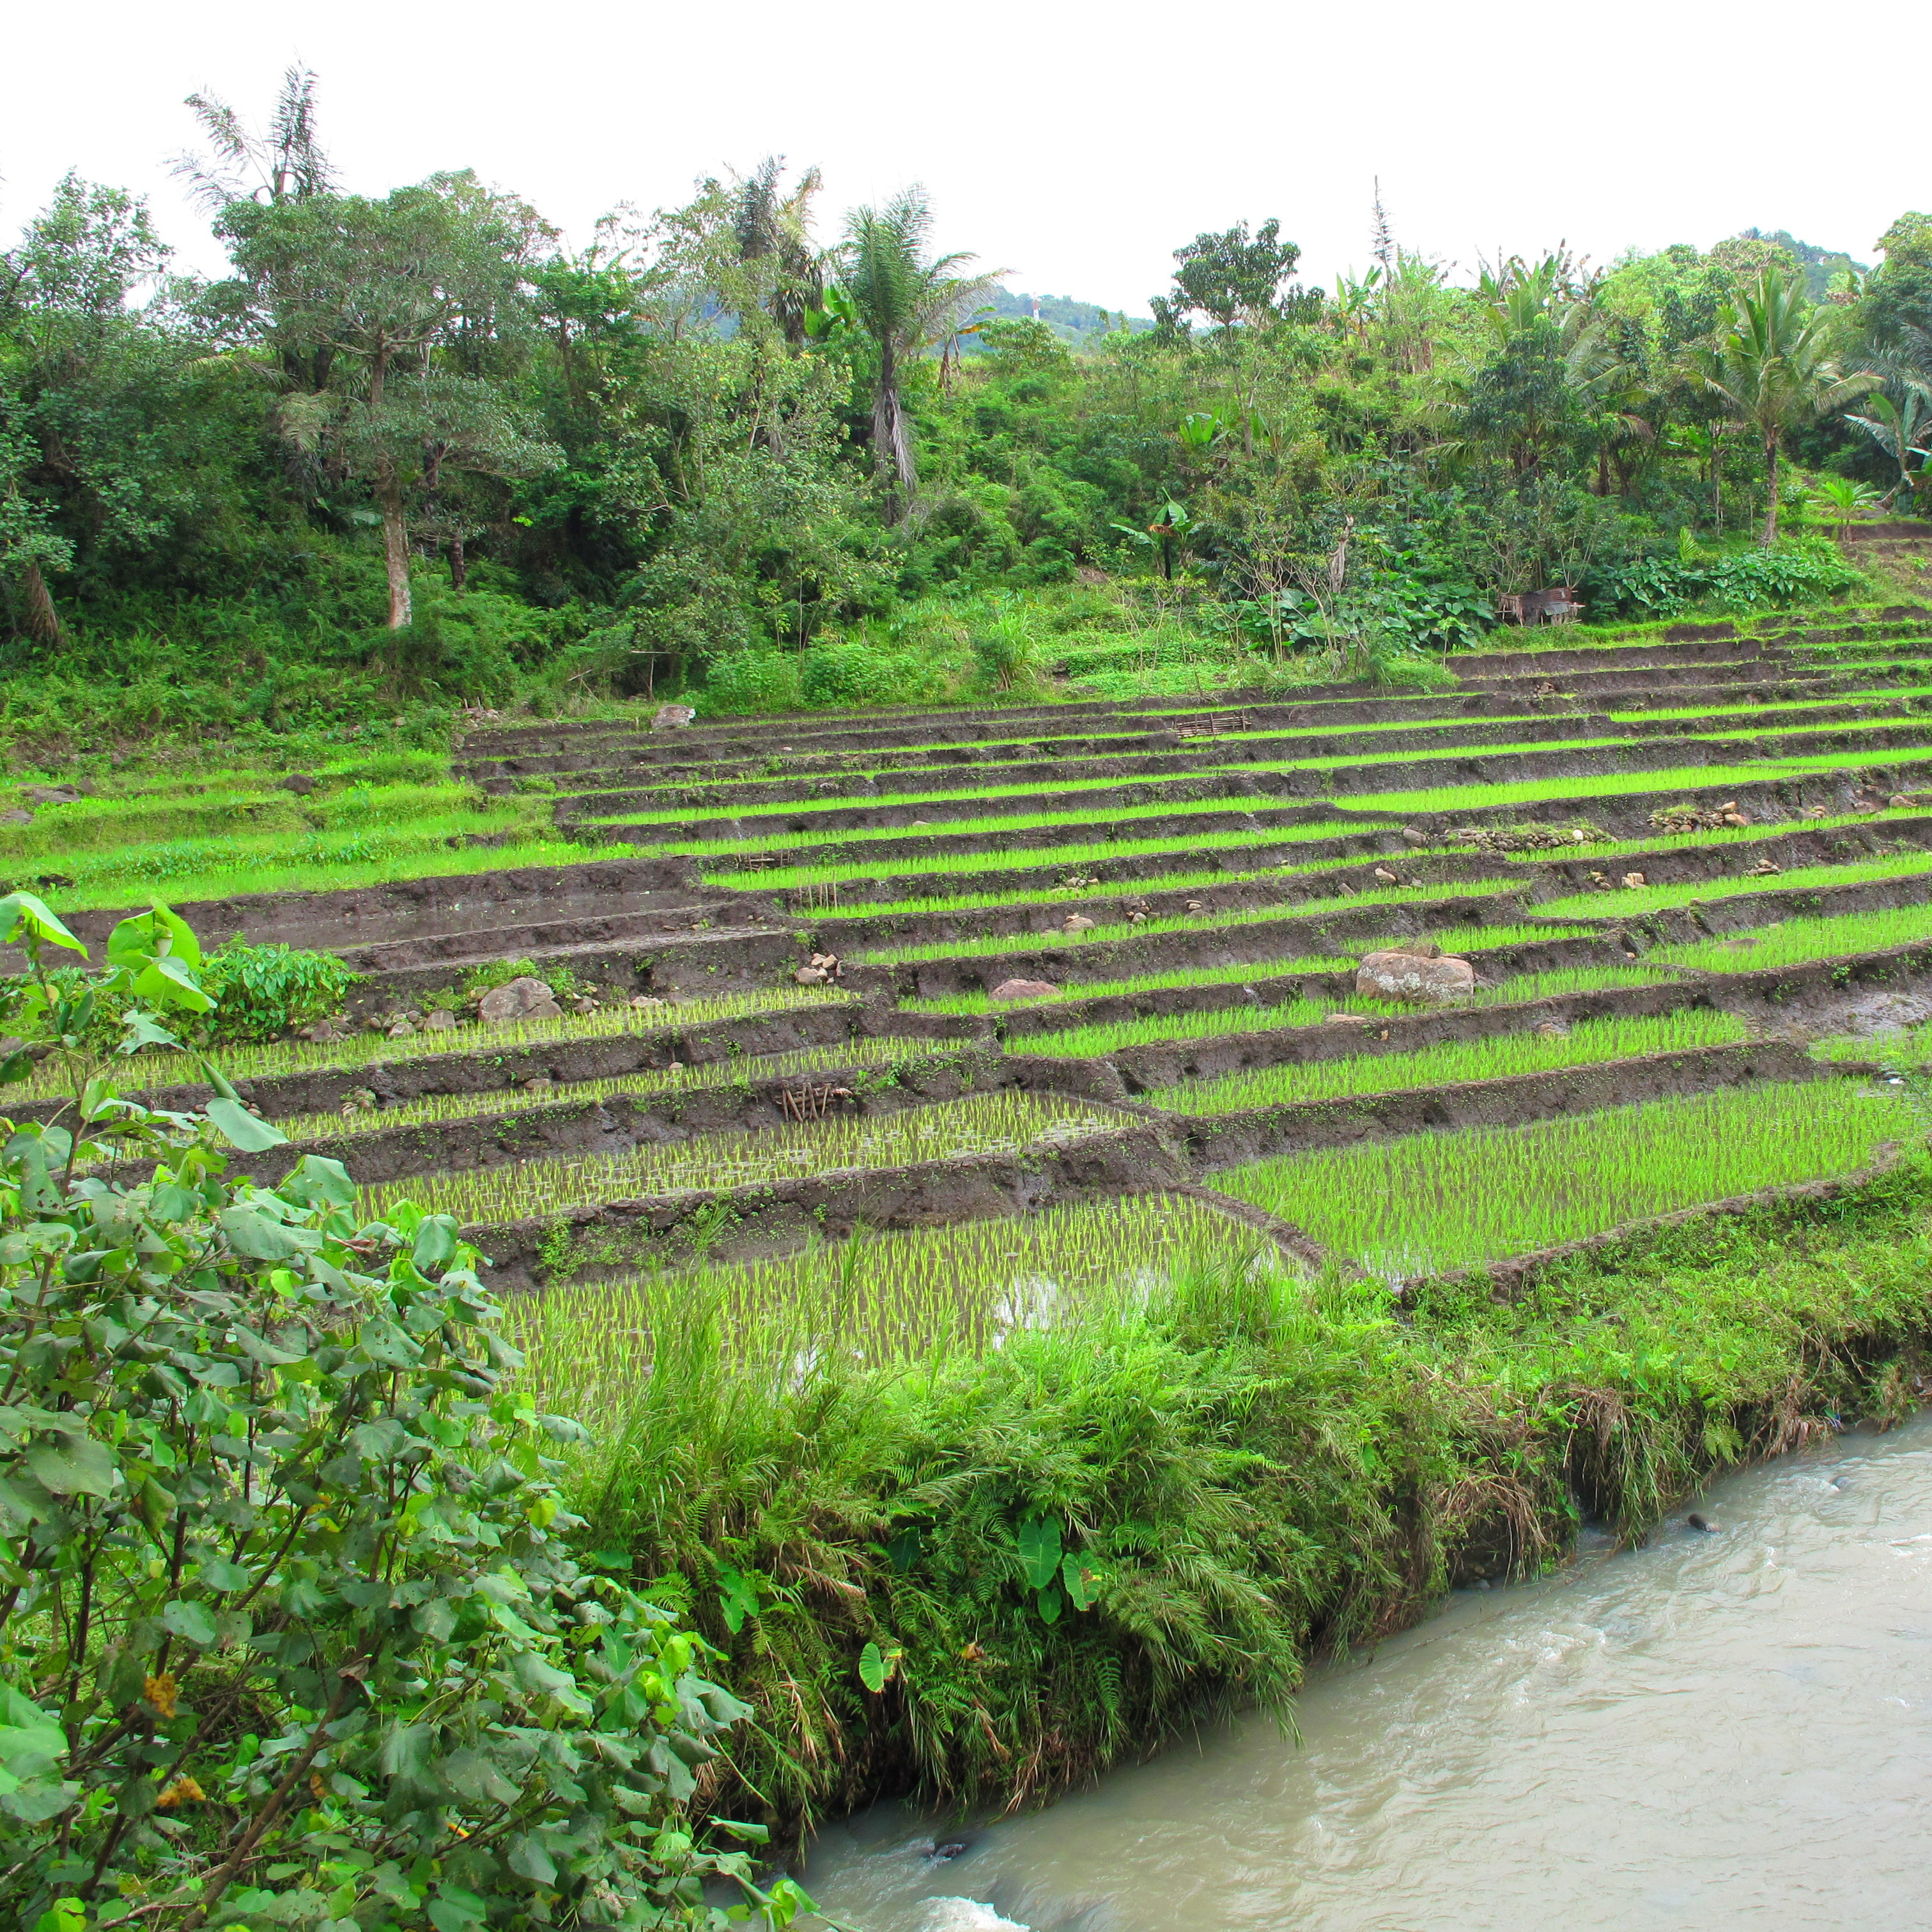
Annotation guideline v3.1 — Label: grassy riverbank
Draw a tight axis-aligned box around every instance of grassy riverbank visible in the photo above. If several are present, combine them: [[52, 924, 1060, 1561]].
[[550, 1157, 1932, 1838]]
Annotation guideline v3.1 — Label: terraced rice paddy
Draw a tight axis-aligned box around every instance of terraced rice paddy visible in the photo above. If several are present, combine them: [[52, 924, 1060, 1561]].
[[24, 603, 1932, 1334]]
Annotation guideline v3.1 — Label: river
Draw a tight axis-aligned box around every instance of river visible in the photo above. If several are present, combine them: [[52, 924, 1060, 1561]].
[[801, 1410, 1932, 1930]]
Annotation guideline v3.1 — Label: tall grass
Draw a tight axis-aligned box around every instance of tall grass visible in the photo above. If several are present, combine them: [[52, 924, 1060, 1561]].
[[362, 1090, 1122, 1225], [1217, 1079, 1917, 1277], [1157, 1011, 1751, 1115]]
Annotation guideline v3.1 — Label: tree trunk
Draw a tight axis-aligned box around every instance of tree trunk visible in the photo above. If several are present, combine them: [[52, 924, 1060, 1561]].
[[871, 338, 915, 525], [1761, 432, 1779, 547], [449, 536, 467, 591], [17, 560, 62, 647], [378, 466, 412, 628]]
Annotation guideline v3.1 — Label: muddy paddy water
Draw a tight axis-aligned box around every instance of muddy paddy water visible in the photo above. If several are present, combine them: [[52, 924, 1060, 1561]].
[[803, 1412, 1932, 1930]]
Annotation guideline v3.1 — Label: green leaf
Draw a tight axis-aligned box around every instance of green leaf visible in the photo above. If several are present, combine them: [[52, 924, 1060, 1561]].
[[411, 1214, 459, 1273], [0, 1051, 35, 1086], [1062, 1554, 1097, 1612], [283, 1154, 355, 1208], [1035, 1581, 1064, 1625], [0, 893, 87, 956], [205, 1097, 288, 1152], [132, 955, 213, 1014], [161, 1599, 219, 1647], [25, 1434, 120, 1497], [217, 1206, 309, 1261], [1016, 1515, 1062, 1591], [858, 1641, 889, 1694], [507, 1833, 559, 1883]]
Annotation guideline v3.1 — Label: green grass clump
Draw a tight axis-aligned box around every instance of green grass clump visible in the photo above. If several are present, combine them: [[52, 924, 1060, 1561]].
[[1157, 1011, 1751, 1115], [1538, 850, 1932, 920], [363, 1090, 1121, 1225], [18, 987, 860, 1106], [1217, 1078, 1915, 1277], [1648, 904, 1932, 973], [273, 1037, 940, 1145], [509, 1194, 1268, 1415], [900, 955, 1357, 1014], [1017, 998, 1340, 1059]]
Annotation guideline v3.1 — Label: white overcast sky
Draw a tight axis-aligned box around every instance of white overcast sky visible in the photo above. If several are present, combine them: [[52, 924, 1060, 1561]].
[[8, 0, 1925, 310]]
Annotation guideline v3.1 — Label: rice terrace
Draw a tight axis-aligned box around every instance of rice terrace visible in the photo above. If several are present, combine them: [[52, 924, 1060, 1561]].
[[10, 47, 1932, 1929]]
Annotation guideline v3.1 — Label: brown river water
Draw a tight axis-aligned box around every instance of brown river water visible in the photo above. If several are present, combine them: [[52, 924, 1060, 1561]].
[[801, 1410, 1932, 1931]]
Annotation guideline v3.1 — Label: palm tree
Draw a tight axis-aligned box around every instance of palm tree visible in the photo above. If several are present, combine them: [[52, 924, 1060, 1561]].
[[841, 188, 999, 522], [1845, 383, 1932, 505], [1694, 270, 1873, 545]]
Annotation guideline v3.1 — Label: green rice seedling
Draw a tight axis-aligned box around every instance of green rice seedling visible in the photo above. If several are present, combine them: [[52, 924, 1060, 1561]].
[[1345, 963, 1685, 1014], [700, 819, 1402, 892], [899, 955, 1359, 1014], [1016, 998, 1341, 1058], [1347, 746, 1932, 819], [504, 1194, 1268, 1414], [1648, 904, 1932, 973], [856, 880, 1525, 966], [361, 1090, 1121, 1226], [1500, 809, 1917, 864], [1538, 850, 1932, 920], [13, 987, 860, 1106], [1216, 1078, 1917, 1278], [1810, 1022, 1932, 1069], [272, 1037, 939, 1146], [1606, 684, 1932, 722], [658, 802, 1401, 863], [1157, 1010, 1751, 1115]]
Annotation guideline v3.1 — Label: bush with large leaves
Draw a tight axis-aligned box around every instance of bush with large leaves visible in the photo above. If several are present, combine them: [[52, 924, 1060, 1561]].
[[0, 896, 813, 1932]]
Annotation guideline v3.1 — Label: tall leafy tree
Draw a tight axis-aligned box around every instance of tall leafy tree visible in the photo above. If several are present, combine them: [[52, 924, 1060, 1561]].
[[1694, 268, 1872, 543], [840, 187, 998, 523], [1157, 217, 1305, 332], [215, 178, 560, 625]]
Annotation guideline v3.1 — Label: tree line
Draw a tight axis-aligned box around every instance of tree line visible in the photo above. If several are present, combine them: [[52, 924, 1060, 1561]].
[[3, 68, 1929, 720]]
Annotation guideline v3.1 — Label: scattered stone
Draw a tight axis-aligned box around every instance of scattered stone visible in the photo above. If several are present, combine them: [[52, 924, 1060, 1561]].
[[1373, 865, 1401, 885], [385, 1017, 418, 1039], [523, 1076, 555, 1096], [1892, 793, 1921, 809], [1185, 899, 1204, 913], [630, 994, 667, 1010], [1355, 949, 1477, 1003], [300, 1019, 340, 1043], [25, 784, 85, 805], [340, 1087, 377, 1117], [0, 810, 31, 826], [1400, 827, 1430, 847], [652, 704, 697, 730], [1325, 1013, 1372, 1028], [1531, 1019, 1570, 1038], [1747, 858, 1782, 876], [1687, 1512, 1716, 1533], [1063, 914, 1097, 934], [664, 1061, 684, 1075], [989, 977, 1058, 1004], [1125, 909, 1148, 923], [276, 774, 318, 797], [570, 996, 598, 1015], [477, 975, 562, 1023], [794, 966, 830, 985], [424, 1009, 456, 1031], [1621, 870, 1647, 889], [808, 951, 840, 971]]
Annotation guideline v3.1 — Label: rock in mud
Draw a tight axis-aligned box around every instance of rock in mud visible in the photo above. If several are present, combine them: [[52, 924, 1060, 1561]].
[[276, 774, 318, 796], [0, 809, 31, 826], [1063, 914, 1097, 934], [1687, 1512, 1716, 1533], [794, 965, 830, 984], [25, 784, 88, 805], [1355, 949, 1476, 1003], [478, 975, 562, 1023], [652, 704, 697, 730], [989, 977, 1058, 1004], [424, 1009, 456, 1031], [1325, 1012, 1371, 1028]]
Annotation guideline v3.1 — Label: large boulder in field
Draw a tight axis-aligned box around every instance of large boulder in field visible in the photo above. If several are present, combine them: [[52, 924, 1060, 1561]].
[[653, 704, 697, 730], [989, 978, 1058, 1004], [477, 975, 563, 1023], [1355, 948, 1476, 1004]]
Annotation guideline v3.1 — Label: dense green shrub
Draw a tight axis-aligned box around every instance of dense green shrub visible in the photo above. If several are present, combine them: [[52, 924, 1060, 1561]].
[[699, 652, 805, 716], [195, 939, 360, 1042], [1592, 534, 1862, 616], [0, 898, 813, 1931]]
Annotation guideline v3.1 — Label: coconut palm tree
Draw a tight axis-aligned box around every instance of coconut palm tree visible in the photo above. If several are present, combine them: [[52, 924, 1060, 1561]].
[[1694, 270, 1874, 545], [840, 188, 999, 523]]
